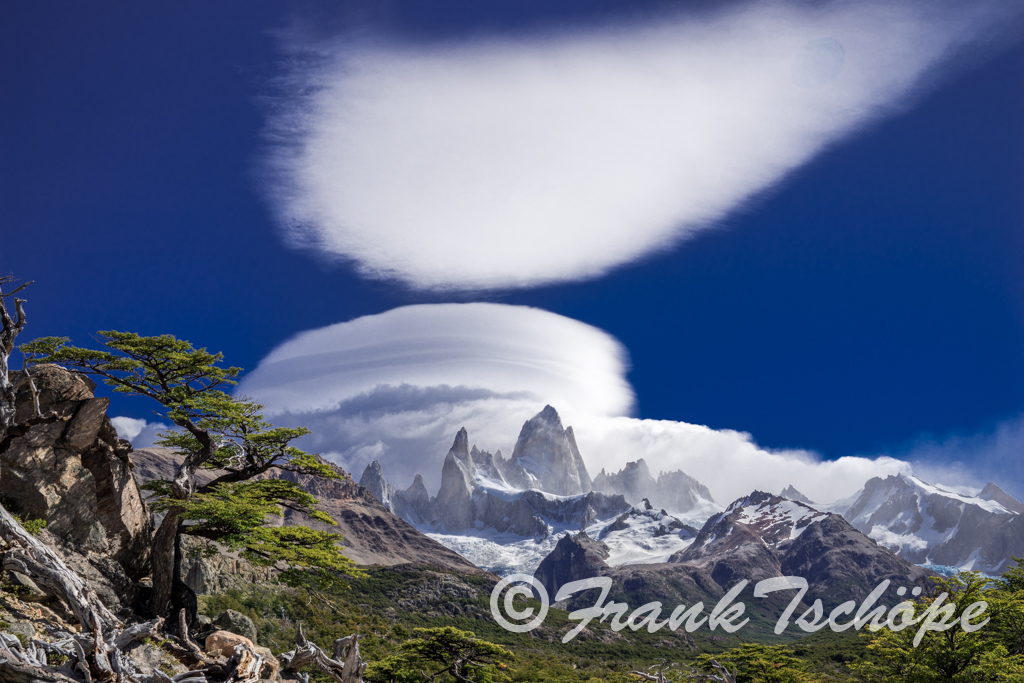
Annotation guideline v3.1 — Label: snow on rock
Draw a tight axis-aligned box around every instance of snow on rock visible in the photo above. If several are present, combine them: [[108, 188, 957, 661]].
[[833, 473, 1024, 573]]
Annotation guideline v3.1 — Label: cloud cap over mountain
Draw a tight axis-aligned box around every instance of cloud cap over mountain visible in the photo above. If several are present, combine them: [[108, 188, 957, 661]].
[[237, 302, 926, 503], [265, 0, 1021, 290], [237, 302, 634, 418]]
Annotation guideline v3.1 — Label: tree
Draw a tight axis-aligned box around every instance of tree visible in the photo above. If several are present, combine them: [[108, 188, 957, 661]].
[[697, 644, 819, 683], [853, 570, 1024, 683], [21, 330, 362, 617], [365, 627, 514, 683]]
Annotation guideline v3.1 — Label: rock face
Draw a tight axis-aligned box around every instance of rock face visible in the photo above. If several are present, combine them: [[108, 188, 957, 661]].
[[1, 365, 152, 580], [533, 490, 932, 633], [835, 473, 1024, 572], [130, 448, 479, 573], [592, 458, 717, 516], [213, 609, 257, 644], [177, 535, 274, 596], [533, 532, 610, 601], [408, 426, 629, 536], [504, 406, 592, 495], [359, 463, 434, 525], [672, 491, 930, 608], [435, 429, 477, 532], [780, 485, 814, 504]]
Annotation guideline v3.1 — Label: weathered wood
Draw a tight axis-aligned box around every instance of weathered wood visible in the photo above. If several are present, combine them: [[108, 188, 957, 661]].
[[0, 529, 119, 634], [226, 644, 263, 683], [279, 625, 365, 683], [0, 660, 79, 683]]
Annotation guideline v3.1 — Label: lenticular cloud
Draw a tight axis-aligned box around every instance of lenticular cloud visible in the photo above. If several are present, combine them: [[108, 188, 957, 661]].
[[237, 303, 920, 502], [237, 303, 634, 418], [265, 0, 1019, 290]]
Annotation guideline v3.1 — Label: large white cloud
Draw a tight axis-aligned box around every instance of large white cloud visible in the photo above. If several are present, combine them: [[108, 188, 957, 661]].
[[265, 0, 1021, 290], [237, 303, 928, 503], [238, 302, 633, 417]]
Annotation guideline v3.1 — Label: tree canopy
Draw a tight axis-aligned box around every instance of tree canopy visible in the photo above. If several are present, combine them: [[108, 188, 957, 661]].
[[21, 331, 361, 615], [366, 627, 514, 683]]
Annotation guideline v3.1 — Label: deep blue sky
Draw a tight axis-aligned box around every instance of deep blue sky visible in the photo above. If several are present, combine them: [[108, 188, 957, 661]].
[[2, 2, 1022, 472]]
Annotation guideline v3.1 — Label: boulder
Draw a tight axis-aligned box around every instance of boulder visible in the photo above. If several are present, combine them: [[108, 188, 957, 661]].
[[5, 571, 48, 602], [206, 629, 253, 657], [205, 630, 279, 679], [125, 642, 189, 678], [1, 365, 152, 579], [212, 610, 257, 643], [6, 622, 36, 640]]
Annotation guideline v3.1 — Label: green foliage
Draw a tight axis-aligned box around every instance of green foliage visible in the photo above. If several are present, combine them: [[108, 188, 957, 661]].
[[853, 570, 1024, 682], [21, 331, 362, 591], [698, 643, 819, 683], [15, 515, 46, 535], [0, 498, 47, 535], [366, 627, 514, 683]]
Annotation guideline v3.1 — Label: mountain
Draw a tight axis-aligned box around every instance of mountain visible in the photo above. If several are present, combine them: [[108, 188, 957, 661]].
[[592, 458, 719, 523], [831, 473, 1024, 572], [535, 490, 931, 619], [671, 491, 929, 605], [360, 406, 706, 575], [131, 447, 478, 572], [780, 485, 814, 504], [503, 404, 592, 495]]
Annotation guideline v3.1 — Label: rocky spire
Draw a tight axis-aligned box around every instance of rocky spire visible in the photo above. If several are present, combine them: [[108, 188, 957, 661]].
[[506, 405, 592, 496]]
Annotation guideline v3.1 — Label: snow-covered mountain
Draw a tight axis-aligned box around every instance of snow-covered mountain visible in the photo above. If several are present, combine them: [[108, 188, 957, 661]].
[[675, 491, 829, 570], [829, 473, 1024, 572], [535, 490, 930, 614], [592, 458, 720, 525], [359, 405, 715, 575]]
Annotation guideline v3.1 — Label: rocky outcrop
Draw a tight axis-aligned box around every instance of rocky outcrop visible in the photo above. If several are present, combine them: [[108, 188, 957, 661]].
[[1, 365, 152, 580], [504, 406, 592, 495], [435, 430, 476, 532], [360, 463, 437, 526], [177, 535, 274, 596], [592, 458, 716, 514], [533, 532, 610, 602]]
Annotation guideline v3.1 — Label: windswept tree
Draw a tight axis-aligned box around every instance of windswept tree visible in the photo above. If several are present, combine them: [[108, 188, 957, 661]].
[[21, 331, 361, 617], [366, 627, 514, 683]]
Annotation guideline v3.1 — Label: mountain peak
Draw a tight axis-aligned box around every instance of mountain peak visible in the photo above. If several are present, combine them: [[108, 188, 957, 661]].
[[537, 404, 562, 425], [979, 482, 1024, 514], [507, 405, 592, 496], [450, 427, 470, 461], [780, 485, 814, 505]]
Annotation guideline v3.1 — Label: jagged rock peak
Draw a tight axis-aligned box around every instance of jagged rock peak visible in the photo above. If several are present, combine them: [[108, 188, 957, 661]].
[[359, 461, 397, 511], [451, 427, 470, 460], [592, 458, 715, 514], [507, 405, 592, 496], [780, 485, 814, 504]]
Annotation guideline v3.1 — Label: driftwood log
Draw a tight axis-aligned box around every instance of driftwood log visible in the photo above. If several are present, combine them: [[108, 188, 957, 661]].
[[279, 625, 366, 683]]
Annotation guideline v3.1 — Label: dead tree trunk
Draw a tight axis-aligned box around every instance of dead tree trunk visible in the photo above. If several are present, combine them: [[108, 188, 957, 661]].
[[0, 276, 30, 441], [279, 625, 366, 683]]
